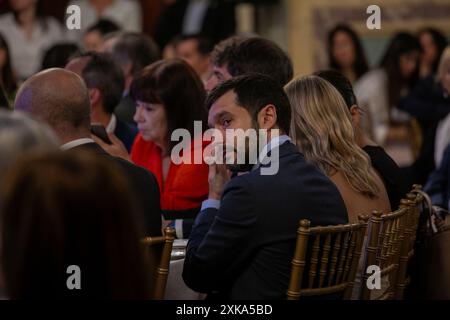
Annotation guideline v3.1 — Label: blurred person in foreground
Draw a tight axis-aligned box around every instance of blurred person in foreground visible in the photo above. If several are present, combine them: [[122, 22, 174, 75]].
[[0, 151, 152, 299]]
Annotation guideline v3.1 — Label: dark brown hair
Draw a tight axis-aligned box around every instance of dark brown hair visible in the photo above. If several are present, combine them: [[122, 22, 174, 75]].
[[206, 73, 292, 134], [327, 24, 369, 81], [211, 36, 293, 87], [0, 151, 152, 299], [0, 32, 17, 97], [130, 59, 207, 150]]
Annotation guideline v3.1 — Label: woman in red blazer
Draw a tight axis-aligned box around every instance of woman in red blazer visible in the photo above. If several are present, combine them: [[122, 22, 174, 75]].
[[129, 59, 209, 238]]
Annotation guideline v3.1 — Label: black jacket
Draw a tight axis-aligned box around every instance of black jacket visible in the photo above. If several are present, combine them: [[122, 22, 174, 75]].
[[69, 142, 162, 237], [183, 142, 348, 299]]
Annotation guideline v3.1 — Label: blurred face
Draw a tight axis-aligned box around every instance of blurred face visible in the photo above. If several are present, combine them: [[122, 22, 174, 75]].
[[420, 32, 438, 66], [9, 0, 36, 12], [332, 31, 356, 68], [400, 50, 420, 78], [205, 65, 232, 93], [83, 31, 104, 52], [0, 48, 7, 69], [133, 101, 168, 145], [441, 60, 450, 94], [176, 39, 210, 78]]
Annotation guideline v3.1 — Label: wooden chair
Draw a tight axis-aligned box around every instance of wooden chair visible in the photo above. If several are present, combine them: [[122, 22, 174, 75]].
[[394, 185, 424, 299], [287, 216, 368, 300], [141, 227, 176, 300], [360, 206, 410, 300]]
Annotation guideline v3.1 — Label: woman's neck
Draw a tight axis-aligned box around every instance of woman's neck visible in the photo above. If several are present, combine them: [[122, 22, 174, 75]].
[[17, 6, 37, 40], [342, 67, 357, 83], [155, 140, 170, 158], [17, 6, 36, 27], [90, 0, 114, 15]]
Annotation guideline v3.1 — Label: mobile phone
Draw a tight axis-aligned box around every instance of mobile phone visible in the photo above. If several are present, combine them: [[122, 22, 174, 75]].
[[91, 124, 112, 144]]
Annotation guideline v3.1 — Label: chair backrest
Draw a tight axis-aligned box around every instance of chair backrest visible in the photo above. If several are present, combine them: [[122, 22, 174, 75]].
[[360, 206, 409, 300], [141, 227, 176, 300], [287, 216, 368, 300], [394, 185, 423, 299]]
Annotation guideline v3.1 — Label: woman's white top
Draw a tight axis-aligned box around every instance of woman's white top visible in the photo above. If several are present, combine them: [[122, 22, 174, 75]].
[[0, 13, 64, 80], [354, 68, 390, 145]]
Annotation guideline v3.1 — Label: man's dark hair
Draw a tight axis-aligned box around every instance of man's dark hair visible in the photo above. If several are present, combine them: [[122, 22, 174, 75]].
[[211, 36, 294, 87], [86, 19, 120, 36], [108, 32, 161, 77], [206, 73, 292, 134], [314, 70, 357, 109], [175, 33, 214, 56], [73, 52, 125, 114]]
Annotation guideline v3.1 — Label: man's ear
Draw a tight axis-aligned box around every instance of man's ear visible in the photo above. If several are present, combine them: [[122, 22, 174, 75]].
[[123, 62, 133, 77], [89, 88, 101, 108], [349, 105, 361, 127], [257, 104, 278, 130]]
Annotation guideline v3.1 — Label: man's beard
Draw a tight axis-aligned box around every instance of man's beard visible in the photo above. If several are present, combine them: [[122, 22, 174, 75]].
[[225, 123, 263, 174]]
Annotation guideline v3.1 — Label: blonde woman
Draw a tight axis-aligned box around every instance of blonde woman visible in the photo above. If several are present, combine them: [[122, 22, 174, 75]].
[[285, 75, 391, 223]]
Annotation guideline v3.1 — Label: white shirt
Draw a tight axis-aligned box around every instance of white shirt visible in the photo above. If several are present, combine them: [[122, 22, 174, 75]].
[[106, 114, 117, 133], [0, 13, 64, 80], [67, 0, 142, 42], [60, 138, 95, 151]]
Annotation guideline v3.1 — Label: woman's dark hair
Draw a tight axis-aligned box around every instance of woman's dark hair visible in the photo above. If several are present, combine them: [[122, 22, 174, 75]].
[[0, 151, 152, 299], [314, 70, 357, 109], [418, 27, 448, 74], [380, 32, 421, 111], [0, 32, 17, 97], [130, 59, 207, 150], [41, 43, 80, 70], [327, 24, 369, 81]]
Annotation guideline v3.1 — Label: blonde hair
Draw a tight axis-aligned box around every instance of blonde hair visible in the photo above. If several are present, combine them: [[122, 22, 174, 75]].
[[285, 75, 379, 198], [436, 46, 450, 83]]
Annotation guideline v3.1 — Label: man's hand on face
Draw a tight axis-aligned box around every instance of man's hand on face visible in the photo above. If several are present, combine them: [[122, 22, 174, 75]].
[[208, 162, 231, 200], [207, 142, 232, 200]]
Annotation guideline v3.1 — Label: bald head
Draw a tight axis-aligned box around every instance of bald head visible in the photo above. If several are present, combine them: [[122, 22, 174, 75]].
[[14, 68, 91, 142]]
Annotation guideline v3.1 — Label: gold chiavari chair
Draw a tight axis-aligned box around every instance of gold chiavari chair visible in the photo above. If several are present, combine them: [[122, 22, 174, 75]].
[[287, 216, 368, 300], [141, 227, 176, 300], [395, 187, 423, 299], [360, 206, 409, 300]]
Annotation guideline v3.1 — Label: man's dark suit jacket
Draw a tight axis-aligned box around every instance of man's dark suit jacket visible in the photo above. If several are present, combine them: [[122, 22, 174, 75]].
[[183, 142, 348, 299], [69, 142, 162, 237], [114, 118, 138, 153], [154, 0, 236, 49], [114, 95, 136, 127]]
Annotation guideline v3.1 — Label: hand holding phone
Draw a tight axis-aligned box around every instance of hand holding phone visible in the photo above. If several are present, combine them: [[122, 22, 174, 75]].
[[91, 124, 112, 145]]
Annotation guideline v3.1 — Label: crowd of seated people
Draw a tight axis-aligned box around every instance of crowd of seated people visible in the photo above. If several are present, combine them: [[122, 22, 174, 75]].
[[1, 1, 450, 300]]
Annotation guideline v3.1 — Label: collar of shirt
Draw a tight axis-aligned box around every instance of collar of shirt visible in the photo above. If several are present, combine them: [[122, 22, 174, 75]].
[[106, 114, 117, 133], [252, 135, 291, 171], [60, 138, 95, 151]]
